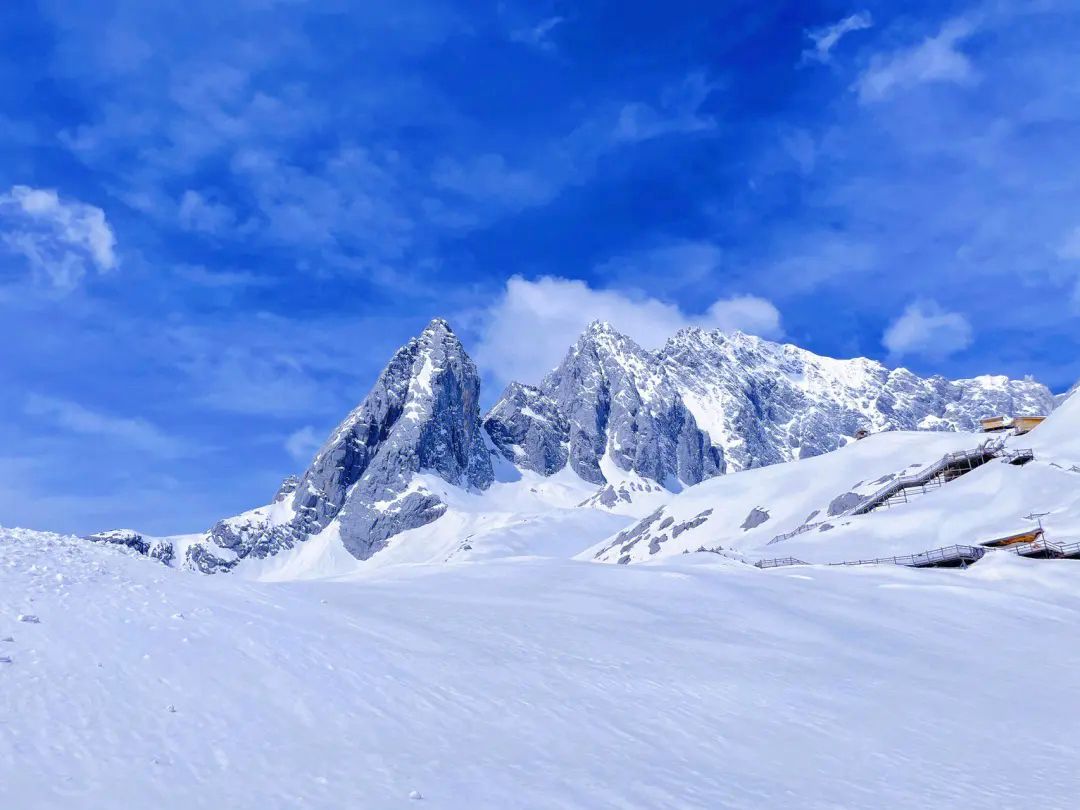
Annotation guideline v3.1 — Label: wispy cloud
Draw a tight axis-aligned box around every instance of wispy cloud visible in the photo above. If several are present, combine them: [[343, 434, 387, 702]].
[[432, 71, 718, 219], [172, 264, 271, 289], [612, 71, 717, 143], [509, 15, 565, 52], [0, 186, 116, 290], [856, 17, 978, 103], [178, 189, 237, 235], [23, 394, 192, 459], [802, 11, 873, 65], [284, 425, 322, 463], [596, 240, 726, 291]]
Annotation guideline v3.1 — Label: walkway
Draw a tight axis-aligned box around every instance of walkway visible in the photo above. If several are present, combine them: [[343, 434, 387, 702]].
[[754, 540, 1080, 570], [755, 544, 986, 570], [768, 440, 1033, 546]]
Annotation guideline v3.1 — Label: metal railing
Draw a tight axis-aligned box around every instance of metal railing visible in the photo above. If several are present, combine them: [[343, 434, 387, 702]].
[[1007, 538, 1066, 559], [849, 442, 1005, 515], [825, 544, 986, 568], [1059, 541, 1080, 559], [755, 544, 987, 570]]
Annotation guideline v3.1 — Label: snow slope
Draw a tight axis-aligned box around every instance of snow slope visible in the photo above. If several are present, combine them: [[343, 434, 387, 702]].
[[3, 527, 1080, 809], [242, 466, 632, 581], [590, 430, 985, 563], [595, 397, 1080, 566]]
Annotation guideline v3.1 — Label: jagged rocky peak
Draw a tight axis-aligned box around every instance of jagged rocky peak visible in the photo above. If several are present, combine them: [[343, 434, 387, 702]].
[[485, 320, 724, 488], [196, 318, 493, 568], [487, 321, 1054, 490], [657, 326, 1055, 470]]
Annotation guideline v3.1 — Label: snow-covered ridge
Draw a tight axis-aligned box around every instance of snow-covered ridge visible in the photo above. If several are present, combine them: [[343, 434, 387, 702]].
[[88, 318, 1054, 575], [488, 321, 1054, 480]]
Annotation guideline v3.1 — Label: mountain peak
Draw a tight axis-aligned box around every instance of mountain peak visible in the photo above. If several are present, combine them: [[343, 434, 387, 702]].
[[573, 320, 642, 357], [422, 317, 455, 337], [193, 319, 493, 568]]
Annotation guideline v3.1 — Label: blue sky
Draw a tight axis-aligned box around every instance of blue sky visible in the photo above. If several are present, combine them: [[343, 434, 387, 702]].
[[3, 0, 1080, 535]]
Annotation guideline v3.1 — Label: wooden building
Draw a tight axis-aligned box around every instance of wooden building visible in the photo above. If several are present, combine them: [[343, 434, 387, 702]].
[[979, 528, 1044, 548], [979, 415, 1012, 432], [1012, 416, 1046, 435], [979, 415, 1046, 435]]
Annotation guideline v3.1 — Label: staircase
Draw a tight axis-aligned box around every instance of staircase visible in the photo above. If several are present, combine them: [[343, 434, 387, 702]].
[[767, 440, 1034, 546]]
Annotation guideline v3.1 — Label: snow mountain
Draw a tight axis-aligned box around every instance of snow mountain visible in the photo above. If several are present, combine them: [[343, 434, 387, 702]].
[[184, 318, 494, 572], [100, 318, 1052, 573], [659, 328, 1053, 470], [484, 322, 723, 489], [486, 322, 1053, 482]]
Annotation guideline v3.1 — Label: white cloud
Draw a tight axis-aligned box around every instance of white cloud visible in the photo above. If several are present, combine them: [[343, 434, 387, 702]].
[[882, 300, 973, 361], [474, 275, 783, 388], [285, 425, 322, 463], [803, 11, 873, 64], [24, 394, 189, 459], [703, 296, 784, 335], [0, 185, 116, 290], [856, 18, 977, 103], [178, 189, 236, 234]]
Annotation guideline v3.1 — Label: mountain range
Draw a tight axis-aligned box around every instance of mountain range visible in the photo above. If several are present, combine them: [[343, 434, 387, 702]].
[[87, 318, 1054, 572]]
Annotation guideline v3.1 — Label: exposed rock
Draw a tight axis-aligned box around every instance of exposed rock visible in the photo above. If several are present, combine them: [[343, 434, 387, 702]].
[[84, 530, 174, 566], [740, 508, 770, 531], [184, 544, 237, 575], [487, 322, 1052, 496], [594, 507, 667, 560], [827, 492, 863, 516], [485, 322, 724, 488], [671, 509, 713, 538], [274, 475, 300, 501], [201, 318, 494, 563], [482, 383, 568, 474], [660, 328, 1053, 471]]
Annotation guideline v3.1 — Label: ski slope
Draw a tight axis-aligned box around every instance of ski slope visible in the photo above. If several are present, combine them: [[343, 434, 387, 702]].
[[3, 527, 1080, 809]]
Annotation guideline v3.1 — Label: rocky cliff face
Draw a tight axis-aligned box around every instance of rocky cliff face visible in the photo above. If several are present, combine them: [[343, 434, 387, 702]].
[[192, 318, 493, 568], [485, 323, 1055, 482], [659, 328, 1055, 471], [484, 322, 724, 487]]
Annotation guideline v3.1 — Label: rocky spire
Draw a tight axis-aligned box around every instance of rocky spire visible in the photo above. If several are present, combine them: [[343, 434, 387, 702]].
[[203, 318, 493, 565], [485, 322, 724, 487]]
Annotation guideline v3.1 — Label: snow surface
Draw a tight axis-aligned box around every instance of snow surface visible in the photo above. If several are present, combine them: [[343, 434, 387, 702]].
[[3, 527, 1080, 809]]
